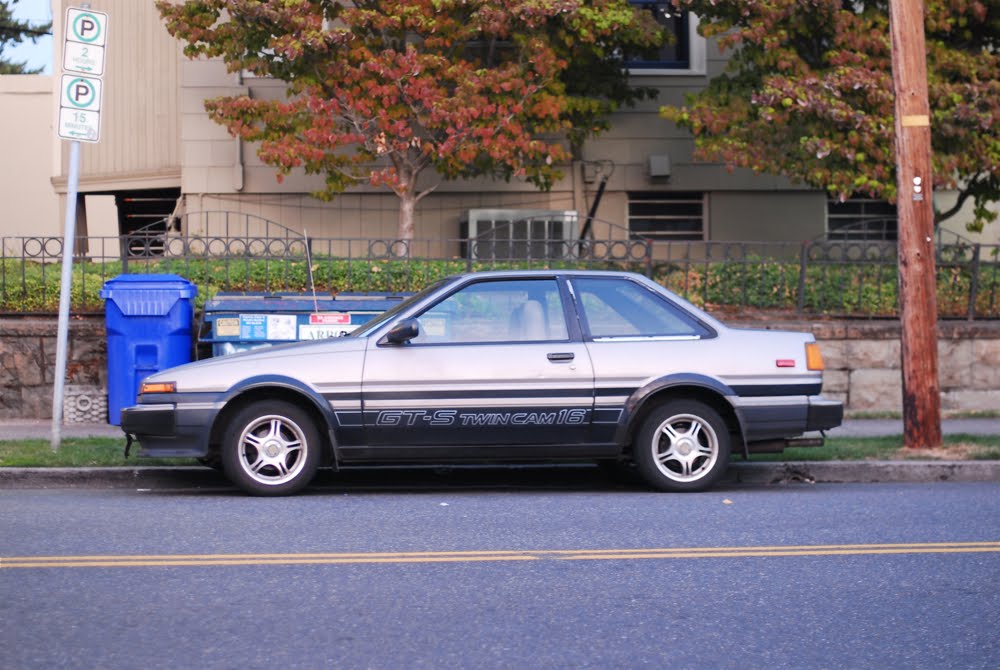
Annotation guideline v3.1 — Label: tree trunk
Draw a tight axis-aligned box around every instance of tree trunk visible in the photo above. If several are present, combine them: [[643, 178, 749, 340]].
[[395, 190, 416, 256], [889, 0, 942, 448]]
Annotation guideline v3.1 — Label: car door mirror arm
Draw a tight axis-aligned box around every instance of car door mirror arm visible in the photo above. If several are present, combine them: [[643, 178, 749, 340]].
[[378, 318, 420, 346]]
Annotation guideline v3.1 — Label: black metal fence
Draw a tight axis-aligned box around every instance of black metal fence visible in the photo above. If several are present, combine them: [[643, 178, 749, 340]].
[[2, 213, 998, 319], [649, 238, 999, 319]]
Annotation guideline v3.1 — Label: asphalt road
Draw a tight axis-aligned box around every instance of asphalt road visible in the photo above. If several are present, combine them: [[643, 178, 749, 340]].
[[3, 481, 999, 669]]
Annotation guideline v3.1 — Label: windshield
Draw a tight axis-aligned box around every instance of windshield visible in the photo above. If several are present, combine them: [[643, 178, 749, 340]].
[[349, 278, 452, 338]]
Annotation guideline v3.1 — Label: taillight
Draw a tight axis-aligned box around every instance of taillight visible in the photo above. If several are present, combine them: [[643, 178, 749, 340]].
[[805, 342, 825, 371]]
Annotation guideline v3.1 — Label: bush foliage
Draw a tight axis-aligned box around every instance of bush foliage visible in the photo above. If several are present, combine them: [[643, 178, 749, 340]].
[[1, 256, 997, 318]]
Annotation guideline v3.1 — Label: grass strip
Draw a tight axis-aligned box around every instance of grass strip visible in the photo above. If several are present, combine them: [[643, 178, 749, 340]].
[[0, 438, 197, 467], [750, 434, 1000, 462], [0, 436, 998, 468]]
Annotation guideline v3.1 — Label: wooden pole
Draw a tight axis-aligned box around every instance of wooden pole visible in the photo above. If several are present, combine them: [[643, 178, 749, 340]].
[[888, 0, 942, 447]]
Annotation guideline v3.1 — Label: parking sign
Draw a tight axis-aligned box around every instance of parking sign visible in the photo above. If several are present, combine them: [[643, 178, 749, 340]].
[[58, 8, 109, 142]]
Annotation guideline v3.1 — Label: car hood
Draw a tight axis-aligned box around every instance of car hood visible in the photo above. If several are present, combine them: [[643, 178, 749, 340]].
[[143, 335, 369, 393]]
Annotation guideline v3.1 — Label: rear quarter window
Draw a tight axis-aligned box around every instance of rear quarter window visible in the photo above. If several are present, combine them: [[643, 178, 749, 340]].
[[572, 277, 712, 339]]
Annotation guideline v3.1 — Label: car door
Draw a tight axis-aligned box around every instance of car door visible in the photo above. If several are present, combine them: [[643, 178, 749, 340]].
[[360, 277, 596, 454]]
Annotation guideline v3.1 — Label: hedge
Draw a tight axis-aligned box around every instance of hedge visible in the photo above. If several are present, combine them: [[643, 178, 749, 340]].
[[1, 256, 997, 318]]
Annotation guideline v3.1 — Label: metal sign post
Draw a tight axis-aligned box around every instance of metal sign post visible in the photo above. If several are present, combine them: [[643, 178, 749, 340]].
[[51, 4, 108, 451]]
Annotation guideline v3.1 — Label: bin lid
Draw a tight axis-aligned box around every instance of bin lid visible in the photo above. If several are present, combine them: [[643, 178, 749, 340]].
[[100, 274, 198, 316]]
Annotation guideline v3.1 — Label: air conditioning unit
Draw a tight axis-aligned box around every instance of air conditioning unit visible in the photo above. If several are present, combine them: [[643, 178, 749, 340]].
[[461, 209, 579, 261]]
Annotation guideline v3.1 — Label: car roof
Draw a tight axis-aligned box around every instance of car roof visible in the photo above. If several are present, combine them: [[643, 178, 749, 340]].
[[449, 268, 642, 281]]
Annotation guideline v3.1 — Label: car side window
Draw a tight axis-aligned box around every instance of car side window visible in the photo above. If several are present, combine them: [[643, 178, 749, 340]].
[[572, 277, 710, 339], [411, 278, 569, 344]]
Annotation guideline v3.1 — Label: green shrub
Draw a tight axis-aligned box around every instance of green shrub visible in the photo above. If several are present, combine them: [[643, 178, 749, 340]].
[[1, 255, 997, 318]]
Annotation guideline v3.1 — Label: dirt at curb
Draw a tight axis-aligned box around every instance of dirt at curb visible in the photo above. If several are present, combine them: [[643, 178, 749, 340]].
[[885, 444, 1000, 460]]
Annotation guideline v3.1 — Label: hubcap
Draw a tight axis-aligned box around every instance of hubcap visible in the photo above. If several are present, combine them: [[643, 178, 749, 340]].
[[651, 413, 719, 482], [237, 415, 308, 486]]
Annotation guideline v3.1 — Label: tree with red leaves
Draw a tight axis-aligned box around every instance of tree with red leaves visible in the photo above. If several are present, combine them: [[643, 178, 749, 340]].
[[662, 0, 1000, 232], [157, 0, 660, 241]]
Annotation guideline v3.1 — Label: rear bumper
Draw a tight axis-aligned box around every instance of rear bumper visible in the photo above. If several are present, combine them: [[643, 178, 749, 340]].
[[806, 396, 844, 432], [736, 395, 844, 443]]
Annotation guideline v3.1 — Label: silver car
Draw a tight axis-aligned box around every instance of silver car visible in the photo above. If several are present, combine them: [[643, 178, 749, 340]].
[[121, 270, 842, 495]]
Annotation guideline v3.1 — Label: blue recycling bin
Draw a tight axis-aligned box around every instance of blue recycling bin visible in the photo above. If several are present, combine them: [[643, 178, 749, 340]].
[[100, 274, 198, 425]]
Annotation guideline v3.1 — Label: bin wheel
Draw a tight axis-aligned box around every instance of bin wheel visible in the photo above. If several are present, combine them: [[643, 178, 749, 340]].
[[221, 400, 320, 496]]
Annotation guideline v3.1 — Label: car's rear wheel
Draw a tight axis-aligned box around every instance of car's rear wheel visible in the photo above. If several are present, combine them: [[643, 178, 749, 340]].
[[221, 400, 320, 496], [633, 399, 730, 492]]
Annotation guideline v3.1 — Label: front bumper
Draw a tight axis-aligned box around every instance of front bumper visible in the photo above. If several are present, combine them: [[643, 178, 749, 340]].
[[120, 402, 216, 458]]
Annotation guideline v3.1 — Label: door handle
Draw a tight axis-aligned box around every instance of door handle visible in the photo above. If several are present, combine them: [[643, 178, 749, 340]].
[[547, 352, 575, 362]]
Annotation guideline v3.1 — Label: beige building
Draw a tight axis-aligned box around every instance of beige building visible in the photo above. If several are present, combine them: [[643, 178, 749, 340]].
[[0, 1, 995, 254]]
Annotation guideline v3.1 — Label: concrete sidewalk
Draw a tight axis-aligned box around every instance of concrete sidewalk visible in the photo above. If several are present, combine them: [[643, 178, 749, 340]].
[[2, 419, 123, 440], [824, 418, 1000, 438]]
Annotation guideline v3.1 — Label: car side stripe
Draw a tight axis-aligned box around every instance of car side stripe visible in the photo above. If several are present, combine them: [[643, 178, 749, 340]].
[[730, 383, 822, 397]]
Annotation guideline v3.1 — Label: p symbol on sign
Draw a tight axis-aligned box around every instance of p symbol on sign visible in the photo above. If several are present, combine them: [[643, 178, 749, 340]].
[[74, 82, 91, 102], [68, 9, 107, 47], [60, 75, 101, 113]]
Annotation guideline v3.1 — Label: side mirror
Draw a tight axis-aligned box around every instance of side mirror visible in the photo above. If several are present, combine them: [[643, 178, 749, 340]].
[[379, 318, 419, 345]]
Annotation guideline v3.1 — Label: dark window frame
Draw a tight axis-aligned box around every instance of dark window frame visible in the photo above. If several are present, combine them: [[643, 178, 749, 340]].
[[826, 198, 898, 241], [626, 1, 691, 70], [627, 192, 706, 242]]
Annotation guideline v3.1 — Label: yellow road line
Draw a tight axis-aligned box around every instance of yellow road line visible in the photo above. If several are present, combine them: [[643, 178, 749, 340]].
[[2, 542, 998, 569]]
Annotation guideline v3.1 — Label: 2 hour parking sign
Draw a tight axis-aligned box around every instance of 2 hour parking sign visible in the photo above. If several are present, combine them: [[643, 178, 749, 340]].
[[63, 7, 107, 75], [58, 8, 108, 143]]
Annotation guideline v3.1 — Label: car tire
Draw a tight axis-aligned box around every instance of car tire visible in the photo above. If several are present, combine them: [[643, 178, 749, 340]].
[[633, 399, 730, 492], [221, 400, 321, 496]]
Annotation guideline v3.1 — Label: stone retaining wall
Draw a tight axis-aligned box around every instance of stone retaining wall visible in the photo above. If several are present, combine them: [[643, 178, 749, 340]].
[[0, 317, 107, 421], [1, 316, 997, 421]]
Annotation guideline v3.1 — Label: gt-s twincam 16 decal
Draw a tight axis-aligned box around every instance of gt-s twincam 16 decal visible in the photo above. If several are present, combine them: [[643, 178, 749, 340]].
[[373, 408, 590, 427]]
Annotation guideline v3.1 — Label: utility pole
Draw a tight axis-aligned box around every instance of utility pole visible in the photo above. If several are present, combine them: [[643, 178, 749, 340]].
[[888, 0, 942, 447]]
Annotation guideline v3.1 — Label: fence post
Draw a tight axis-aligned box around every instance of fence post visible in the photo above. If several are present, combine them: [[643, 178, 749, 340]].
[[120, 235, 129, 273], [1, 239, 6, 308], [796, 241, 809, 314], [968, 244, 981, 321]]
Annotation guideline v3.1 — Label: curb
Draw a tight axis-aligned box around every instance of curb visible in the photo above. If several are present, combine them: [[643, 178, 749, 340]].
[[1, 461, 999, 490], [0, 467, 229, 490], [725, 461, 1000, 485]]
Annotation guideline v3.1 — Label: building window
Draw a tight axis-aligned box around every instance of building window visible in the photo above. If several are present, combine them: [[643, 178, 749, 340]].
[[628, 192, 705, 241], [626, 1, 691, 70], [827, 198, 898, 241]]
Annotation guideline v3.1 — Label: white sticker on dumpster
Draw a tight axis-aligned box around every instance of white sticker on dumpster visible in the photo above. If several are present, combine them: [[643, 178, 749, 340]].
[[238, 314, 297, 340], [299, 324, 357, 339], [267, 315, 297, 340]]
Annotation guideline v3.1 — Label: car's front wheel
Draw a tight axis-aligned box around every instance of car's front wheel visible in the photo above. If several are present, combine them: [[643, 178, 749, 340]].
[[222, 400, 320, 496], [633, 399, 730, 492]]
